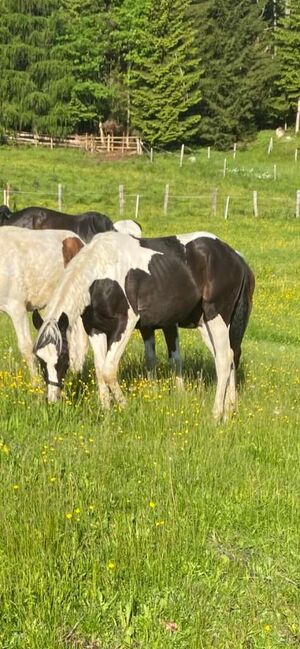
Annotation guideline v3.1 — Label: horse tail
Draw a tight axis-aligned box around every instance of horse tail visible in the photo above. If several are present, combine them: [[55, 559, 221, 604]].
[[230, 263, 255, 368]]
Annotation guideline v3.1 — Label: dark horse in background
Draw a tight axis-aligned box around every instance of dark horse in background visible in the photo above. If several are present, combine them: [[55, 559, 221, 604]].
[[0, 204, 115, 242], [0, 204, 181, 379]]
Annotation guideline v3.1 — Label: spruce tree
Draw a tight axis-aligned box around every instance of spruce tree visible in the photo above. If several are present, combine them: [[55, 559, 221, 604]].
[[126, 0, 202, 147], [191, 0, 276, 148], [274, 0, 300, 122], [58, 0, 111, 132], [0, 0, 75, 135]]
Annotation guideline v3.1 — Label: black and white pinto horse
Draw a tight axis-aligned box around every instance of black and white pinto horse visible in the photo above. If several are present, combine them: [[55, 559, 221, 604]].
[[0, 204, 178, 375], [33, 230, 254, 420]]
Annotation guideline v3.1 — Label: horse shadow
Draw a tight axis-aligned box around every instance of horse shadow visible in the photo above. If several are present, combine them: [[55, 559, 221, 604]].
[[68, 347, 246, 400]]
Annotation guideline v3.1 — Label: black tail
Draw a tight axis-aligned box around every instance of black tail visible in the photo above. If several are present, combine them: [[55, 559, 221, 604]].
[[230, 264, 255, 368]]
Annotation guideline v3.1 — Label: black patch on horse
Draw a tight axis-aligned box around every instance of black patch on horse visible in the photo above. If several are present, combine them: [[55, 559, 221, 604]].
[[81, 278, 129, 349]]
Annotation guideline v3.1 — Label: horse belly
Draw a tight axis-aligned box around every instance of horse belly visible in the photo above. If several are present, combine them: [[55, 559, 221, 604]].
[[137, 274, 200, 328]]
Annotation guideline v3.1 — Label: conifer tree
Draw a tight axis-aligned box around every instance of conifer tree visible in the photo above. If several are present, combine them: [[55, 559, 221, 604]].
[[0, 0, 75, 135], [58, 0, 111, 132], [274, 0, 300, 121], [191, 0, 276, 148], [126, 0, 202, 146]]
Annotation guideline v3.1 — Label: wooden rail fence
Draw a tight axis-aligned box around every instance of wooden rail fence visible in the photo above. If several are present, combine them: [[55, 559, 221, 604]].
[[7, 131, 143, 155]]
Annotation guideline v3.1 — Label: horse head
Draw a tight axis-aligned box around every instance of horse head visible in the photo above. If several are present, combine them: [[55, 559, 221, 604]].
[[33, 310, 70, 402]]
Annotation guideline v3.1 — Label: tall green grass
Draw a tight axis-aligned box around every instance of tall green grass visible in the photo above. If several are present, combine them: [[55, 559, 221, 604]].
[[0, 133, 299, 648]]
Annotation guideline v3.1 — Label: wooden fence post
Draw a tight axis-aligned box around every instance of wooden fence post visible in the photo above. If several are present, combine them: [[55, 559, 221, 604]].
[[296, 190, 300, 218], [119, 185, 124, 216], [211, 188, 218, 217], [224, 196, 230, 220], [163, 184, 169, 215], [179, 144, 184, 168], [273, 164, 277, 180], [207, 146, 211, 160], [150, 147, 153, 163], [135, 195, 140, 219], [233, 143, 237, 159], [57, 184, 62, 211], [3, 189, 7, 205], [223, 158, 227, 177], [295, 149, 298, 163], [253, 190, 258, 217]]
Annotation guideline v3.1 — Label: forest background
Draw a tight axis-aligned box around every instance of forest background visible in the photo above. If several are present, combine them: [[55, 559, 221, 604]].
[[0, 0, 299, 150]]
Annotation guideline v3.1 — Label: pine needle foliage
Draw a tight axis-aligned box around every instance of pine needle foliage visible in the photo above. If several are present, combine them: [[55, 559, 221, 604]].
[[274, 0, 300, 122], [128, 0, 202, 147]]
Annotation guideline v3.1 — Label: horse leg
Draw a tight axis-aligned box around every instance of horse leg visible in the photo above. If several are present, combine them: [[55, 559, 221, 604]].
[[68, 317, 89, 373], [198, 314, 235, 421], [89, 332, 110, 409], [9, 306, 37, 379], [162, 324, 184, 389], [102, 313, 139, 406], [140, 326, 157, 379]]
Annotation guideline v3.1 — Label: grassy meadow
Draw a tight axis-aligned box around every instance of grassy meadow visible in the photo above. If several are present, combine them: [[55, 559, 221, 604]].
[[0, 132, 299, 648]]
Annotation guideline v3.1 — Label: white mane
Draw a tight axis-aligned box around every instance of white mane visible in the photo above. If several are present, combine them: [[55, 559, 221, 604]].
[[34, 319, 62, 354]]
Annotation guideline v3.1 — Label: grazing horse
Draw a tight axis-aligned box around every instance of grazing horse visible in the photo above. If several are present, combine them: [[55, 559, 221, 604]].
[[0, 227, 88, 378], [0, 204, 178, 378], [0, 204, 142, 240], [0, 205, 114, 242], [33, 230, 254, 420]]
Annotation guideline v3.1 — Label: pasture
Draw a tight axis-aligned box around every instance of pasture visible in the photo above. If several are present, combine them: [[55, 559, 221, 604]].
[[0, 133, 299, 648]]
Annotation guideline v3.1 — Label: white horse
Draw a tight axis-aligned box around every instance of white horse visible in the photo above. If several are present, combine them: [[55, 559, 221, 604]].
[[0, 227, 88, 378]]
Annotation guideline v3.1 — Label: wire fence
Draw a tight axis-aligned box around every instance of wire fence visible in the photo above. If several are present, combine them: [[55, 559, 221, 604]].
[[3, 183, 300, 220]]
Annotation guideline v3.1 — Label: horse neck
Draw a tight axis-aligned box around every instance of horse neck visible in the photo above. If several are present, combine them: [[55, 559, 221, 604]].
[[44, 257, 93, 326]]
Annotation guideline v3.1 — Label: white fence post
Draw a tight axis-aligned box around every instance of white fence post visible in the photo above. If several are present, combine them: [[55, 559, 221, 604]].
[[163, 184, 169, 215], [224, 196, 230, 220], [253, 190, 258, 217], [57, 184, 62, 211], [223, 158, 227, 177], [296, 190, 300, 218], [233, 143, 237, 159], [268, 137, 273, 155], [150, 147, 153, 163], [295, 149, 298, 163], [179, 144, 184, 168], [211, 188, 218, 217], [207, 146, 211, 160], [119, 185, 124, 216], [3, 189, 7, 206], [6, 184, 10, 208], [135, 194, 140, 219], [273, 164, 277, 181]]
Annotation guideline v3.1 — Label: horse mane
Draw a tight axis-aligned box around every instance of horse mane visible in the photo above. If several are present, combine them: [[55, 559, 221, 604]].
[[33, 320, 62, 354]]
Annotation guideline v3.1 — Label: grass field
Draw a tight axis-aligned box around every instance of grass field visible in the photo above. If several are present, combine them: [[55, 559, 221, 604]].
[[0, 132, 299, 648]]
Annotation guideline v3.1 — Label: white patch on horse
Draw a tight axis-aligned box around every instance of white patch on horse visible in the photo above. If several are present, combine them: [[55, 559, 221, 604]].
[[0, 226, 84, 378], [35, 343, 60, 402], [198, 314, 235, 420], [176, 231, 217, 246], [100, 308, 139, 407], [114, 220, 142, 237]]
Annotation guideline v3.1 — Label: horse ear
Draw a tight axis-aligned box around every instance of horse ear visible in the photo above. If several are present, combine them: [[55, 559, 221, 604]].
[[32, 309, 43, 330], [58, 311, 69, 332]]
